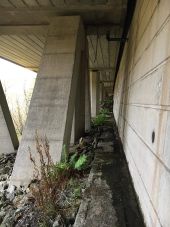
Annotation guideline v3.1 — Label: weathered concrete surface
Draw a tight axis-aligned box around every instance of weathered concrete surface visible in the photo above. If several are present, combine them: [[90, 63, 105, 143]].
[[90, 71, 99, 117], [71, 44, 91, 143], [11, 16, 85, 186], [114, 1, 170, 226], [0, 81, 18, 154], [99, 82, 104, 103], [85, 43, 91, 132], [71, 50, 86, 144], [74, 119, 145, 227]]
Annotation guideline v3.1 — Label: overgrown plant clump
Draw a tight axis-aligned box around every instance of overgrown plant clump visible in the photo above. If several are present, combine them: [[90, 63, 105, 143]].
[[101, 97, 113, 112], [29, 134, 91, 226], [92, 112, 107, 127], [99, 108, 109, 115], [92, 98, 113, 128]]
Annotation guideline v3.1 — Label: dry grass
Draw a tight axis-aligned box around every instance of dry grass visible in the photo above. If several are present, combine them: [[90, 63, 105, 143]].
[[29, 133, 85, 225]]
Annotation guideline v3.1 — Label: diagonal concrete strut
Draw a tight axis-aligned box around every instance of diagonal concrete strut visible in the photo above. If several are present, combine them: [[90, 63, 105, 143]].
[[0, 81, 19, 154]]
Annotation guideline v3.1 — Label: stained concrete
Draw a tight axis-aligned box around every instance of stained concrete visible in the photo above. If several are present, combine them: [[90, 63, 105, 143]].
[[0, 81, 18, 154], [10, 16, 85, 186], [74, 118, 145, 227]]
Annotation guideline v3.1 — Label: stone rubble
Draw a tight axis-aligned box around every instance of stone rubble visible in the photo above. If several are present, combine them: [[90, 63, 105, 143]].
[[0, 134, 96, 227], [0, 152, 39, 226]]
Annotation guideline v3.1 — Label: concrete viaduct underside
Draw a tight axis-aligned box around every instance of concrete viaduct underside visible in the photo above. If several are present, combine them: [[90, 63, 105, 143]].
[[1, 1, 170, 227], [0, 0, 128, 185]]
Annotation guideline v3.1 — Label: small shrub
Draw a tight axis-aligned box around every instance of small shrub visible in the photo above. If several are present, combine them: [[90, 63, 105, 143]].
[[29, 133, 89, 225], [74, 154, 87, 170], [92, 113, 107, 127], [99, 108, 109, 115], [101, 97, 113, 112], [69, 153, 88, 171]]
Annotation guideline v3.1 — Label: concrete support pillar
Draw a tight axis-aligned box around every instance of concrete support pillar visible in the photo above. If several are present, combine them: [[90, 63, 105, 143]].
[[0, 81, 19, 154], [71, 50, 85, 144], [99, 82, 104, 104], [11, 16, 85, 186], [102, 86, 107, 101], [90, 71, 100, 118], [71, 41, 91, 144], [84, 43, 91, 132]]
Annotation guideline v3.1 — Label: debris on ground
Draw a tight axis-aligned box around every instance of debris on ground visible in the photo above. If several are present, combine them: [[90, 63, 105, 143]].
[[0, 133, 97, 227]]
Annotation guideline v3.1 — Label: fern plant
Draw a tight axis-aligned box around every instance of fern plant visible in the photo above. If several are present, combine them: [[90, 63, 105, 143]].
[[92, 113, 107, 127], [99, 108, 109, 115], [74, 154, 87, 170], [68, 153, 88, 171]]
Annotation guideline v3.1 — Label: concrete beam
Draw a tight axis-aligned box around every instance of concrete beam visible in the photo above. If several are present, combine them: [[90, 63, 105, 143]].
[[0, 25, 48, 36], [0, 4, 123, 14], [0, 25, 120, 36], [11, 16, 85, 186], [0, 4, 124, 27], [89, 67, 115, 72], [86, 24, 121, 35]]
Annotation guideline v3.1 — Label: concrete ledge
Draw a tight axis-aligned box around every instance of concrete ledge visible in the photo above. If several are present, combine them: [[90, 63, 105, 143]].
[[74, 147, 118, 227], [74, 121, 145, 227]]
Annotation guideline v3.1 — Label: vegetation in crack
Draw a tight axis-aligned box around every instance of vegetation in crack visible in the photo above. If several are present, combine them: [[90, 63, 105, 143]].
[[92, 112, 107, 127], [0, 130, 96, 227], [28, 133, 93, 226]]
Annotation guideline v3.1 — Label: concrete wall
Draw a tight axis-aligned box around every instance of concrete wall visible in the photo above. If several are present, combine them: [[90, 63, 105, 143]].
[[113, 1, 170, 227]]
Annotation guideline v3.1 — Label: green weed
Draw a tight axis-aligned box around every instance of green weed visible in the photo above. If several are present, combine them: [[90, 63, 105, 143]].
[[29, 134, 89, 225], [92, 113, 107, 127]]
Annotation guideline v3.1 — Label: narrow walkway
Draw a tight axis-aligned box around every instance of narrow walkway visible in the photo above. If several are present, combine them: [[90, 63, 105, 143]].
[[74, 117, 145, 227]]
